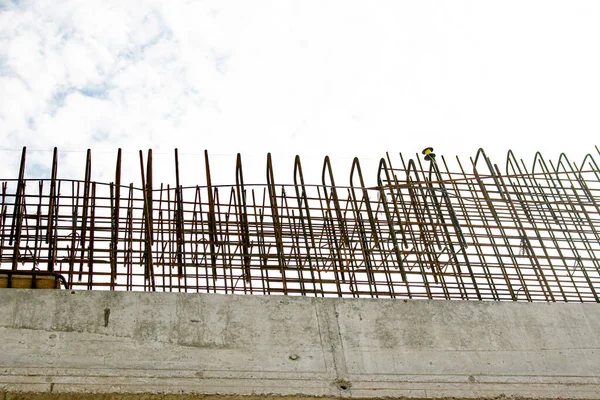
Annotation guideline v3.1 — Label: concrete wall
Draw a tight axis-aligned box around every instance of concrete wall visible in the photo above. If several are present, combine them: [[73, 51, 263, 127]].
[[0, 289, 599, 399]]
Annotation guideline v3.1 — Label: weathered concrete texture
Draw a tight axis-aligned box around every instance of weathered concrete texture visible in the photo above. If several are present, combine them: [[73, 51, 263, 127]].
[[0, 290, 599, 399]]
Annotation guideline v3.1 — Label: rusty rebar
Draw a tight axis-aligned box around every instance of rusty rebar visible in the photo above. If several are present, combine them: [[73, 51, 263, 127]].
[[0, 147, 599, 302]]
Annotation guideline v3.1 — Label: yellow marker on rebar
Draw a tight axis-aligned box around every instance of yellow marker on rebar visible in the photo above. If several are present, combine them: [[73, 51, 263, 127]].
[[422, 147, 435, 161]]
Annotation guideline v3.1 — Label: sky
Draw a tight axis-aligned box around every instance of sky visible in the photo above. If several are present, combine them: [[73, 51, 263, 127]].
[[1, 0, 599, 187]]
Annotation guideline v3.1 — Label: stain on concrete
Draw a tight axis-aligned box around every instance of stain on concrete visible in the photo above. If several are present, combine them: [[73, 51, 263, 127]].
[[104, 308, 111, 327]]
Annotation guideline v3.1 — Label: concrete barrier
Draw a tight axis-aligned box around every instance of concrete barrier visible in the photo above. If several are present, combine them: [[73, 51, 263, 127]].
[[0, 289, 598, 399]]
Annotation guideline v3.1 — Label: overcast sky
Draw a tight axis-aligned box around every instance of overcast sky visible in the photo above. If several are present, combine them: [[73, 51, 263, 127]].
[[1, 0, 599, 186]]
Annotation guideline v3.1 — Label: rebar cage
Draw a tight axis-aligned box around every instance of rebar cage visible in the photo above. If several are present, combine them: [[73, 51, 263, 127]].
[[1, 146, 600, 302]]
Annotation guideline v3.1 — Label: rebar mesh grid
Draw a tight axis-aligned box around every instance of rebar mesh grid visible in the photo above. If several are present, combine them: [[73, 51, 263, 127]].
[[1, 146, 599, 301]]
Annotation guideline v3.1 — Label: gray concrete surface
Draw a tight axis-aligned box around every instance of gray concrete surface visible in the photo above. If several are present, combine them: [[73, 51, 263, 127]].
[[0, 290, 599, 399]]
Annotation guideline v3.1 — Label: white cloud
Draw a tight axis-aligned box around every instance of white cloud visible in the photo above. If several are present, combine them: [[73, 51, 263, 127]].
[[0, 0, 599, 187]]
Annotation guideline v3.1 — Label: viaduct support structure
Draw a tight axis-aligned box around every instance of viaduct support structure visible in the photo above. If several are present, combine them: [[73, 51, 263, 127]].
[[1, 147, 600, 398]]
